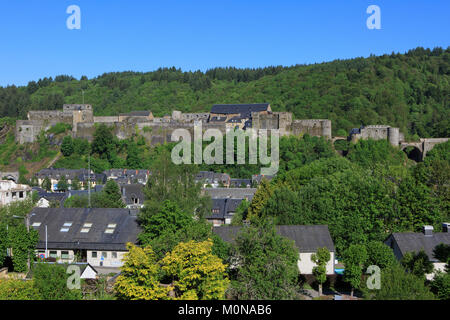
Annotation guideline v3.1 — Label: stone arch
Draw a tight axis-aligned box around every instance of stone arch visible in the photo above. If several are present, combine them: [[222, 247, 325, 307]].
[[402, 146, 423, 162]]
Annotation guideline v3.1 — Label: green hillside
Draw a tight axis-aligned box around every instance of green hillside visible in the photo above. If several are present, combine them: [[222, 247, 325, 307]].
[[0, 46, 449, 138]]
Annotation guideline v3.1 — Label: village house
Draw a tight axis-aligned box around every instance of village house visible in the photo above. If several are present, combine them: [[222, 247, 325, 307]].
[[120, 184, 145, 209], [103, 169, 150, 185], [195, 171, 231, 188], [229, 178, 252, 188], [384, 224, 450, 280], [202, 187, 256, 200], [29, 207, 141, 272], [207, 198, 245, 226], [35, 168, 103, 191], [213, 225, 336, 275], [0, 180, 32, 206]]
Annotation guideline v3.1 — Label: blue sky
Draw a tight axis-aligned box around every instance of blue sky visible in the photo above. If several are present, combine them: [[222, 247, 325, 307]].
[[0, 0, 449, 86]]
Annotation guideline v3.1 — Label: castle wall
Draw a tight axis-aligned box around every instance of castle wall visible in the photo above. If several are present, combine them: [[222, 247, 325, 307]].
[[292, 120, 332, 139], [93, 116, 119, 123]]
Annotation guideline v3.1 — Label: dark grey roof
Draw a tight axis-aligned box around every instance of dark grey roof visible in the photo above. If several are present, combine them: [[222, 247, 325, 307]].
[[251, 174, 275, 184], [386, 232, 450, 262], [120, 184, 145, 205], [36, 168, 93, 180], [211, 104, 270, 118], [350, 128, 361, 135], [213, 225, 335, 252], [29, 208, 141, 251], [103, 169, 150, 184], [209, 116, 227, 122], [206, 198, 246, 220], [227, 116, 246, 123], [203, 188, 256, 201], [195, 171, 230, 184], [77, 172, 106, 183], [229, 179, 252, 187]]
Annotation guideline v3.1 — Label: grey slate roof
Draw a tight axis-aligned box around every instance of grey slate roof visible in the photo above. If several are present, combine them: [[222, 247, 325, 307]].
[[120, 184, 145, 205], [207, 198, 245, 220], [385, 232, 450, 262], [195, 171, 230, 185], [211, 104, 270, 118], [213, 225, 335, 252], [36, 168, 93, 180], [29, 208, 141, 251], [203, 188, 256, 201], [229, 179, 252, 188]]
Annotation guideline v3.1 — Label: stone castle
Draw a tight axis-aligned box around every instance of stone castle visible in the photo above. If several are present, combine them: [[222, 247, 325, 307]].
[[15, 103, 332, 145]]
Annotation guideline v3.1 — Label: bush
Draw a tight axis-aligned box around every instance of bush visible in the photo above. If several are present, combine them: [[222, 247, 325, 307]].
[[0, 279, 41, 300]]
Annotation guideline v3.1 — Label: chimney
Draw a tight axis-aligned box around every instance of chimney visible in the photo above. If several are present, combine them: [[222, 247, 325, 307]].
[[443, 223, 450, 233], [423, 225, 434, 237]]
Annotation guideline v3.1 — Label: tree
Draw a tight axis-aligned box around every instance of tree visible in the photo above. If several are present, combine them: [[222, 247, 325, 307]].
[[126, 141, 143, 169], [139, 148, 210, 222], [433, 243, 450, 271], [138, 200, 211, 259], [32, 262, 82, 300], [364, 241, 396, 270], [246, 178, 274, 221], [430, 271, 450, 300], [61, 136, 74, 157], [162, 240, 230, 300], [57, 175, 69, 192], [70, 177, 81, 190], [73, 138, 90, 156], [41, 177, 52, 191], [401, 250, 434, 279], [5, 224, 39, 272], [115, 244, 171, 300], [95, 179, 125, 208], [363, 263, 435, 300], [311, 247, 331, 296], [91, 124, 115, 162], [228, 219, 299, 300], [343, 244, 368, 297]]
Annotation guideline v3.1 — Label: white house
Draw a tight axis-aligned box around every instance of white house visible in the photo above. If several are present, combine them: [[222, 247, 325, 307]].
[[384, 224, 450, 280], [29, 207, 141, 271], [0, 180, 32, 206], [213, 225, 335, 275]]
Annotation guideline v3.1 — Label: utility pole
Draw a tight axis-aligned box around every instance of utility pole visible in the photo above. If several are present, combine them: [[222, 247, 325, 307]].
[[88, 154, 91, 208], [25, 213, 30, 271], [45, 225, 48, 259]]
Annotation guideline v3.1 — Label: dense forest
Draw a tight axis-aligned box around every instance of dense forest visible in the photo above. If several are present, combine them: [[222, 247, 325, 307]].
[[0, 46, 449, 138]]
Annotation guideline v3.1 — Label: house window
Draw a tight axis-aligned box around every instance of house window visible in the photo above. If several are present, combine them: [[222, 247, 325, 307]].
[[61, 251, 69, 259], [91, 251, 97, 258], [105, 223, 116, 234], [50, 251, 58, 258], [102, 252, 107, 258], [19, 191, 24, 198], [112, 252, 117, 259]]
